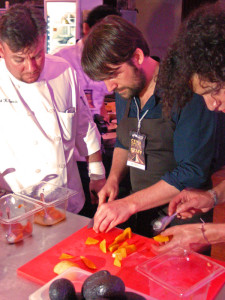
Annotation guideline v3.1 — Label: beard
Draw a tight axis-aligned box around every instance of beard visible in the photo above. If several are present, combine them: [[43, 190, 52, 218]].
[[116, 65, 147, 100]]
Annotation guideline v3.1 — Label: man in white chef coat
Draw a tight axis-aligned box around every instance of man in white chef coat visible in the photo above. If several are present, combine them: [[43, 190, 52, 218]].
[[0, 3, 106, 213]]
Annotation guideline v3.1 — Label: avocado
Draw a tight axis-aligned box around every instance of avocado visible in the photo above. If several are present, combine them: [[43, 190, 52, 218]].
[[82, 270, 125, 299], [125, 292, 146, 299], [49, 278, 77, 300]]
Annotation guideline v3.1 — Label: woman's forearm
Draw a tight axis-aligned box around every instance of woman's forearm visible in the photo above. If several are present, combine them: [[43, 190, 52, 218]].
[[204, 223, 225, 244]]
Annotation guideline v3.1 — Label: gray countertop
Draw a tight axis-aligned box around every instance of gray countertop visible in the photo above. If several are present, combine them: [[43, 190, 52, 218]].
[[0, 212, 89, 300]]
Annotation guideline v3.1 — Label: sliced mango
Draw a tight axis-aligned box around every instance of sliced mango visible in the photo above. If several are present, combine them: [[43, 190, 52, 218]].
[[85, 237, 99, 245], [118, 241, 129, 249], [23, 221, 33, 234], [123, 227, 132, 239], [80, 256, 97, 269], [114, 232, 126, 243], [112, 247, 127, 259], [125, 244, 136, 255], [13, 232, 23, 243], [114, 227, 132, 243], [108, 242, 119, 252], [114, 256, 122, 267], [99, 239, 107, 253], [59, 253, 75, 259], [153, 235, 170, 242], [53, 260, 79, 275]]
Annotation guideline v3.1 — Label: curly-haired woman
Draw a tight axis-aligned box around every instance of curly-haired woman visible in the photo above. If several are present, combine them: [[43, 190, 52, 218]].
[[153, 3, 225, 254]]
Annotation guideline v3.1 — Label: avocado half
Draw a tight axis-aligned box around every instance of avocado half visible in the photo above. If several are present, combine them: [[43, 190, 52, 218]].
[[49, 278, 77, 300], [81, 270, 126, 299]]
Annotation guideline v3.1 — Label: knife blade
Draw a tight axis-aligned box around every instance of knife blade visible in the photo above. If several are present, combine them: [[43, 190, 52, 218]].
[[87, 217, 94, 228]]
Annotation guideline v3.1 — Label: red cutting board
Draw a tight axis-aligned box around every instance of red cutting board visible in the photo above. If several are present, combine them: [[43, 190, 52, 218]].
[[17, 225, 225, 298], [17, 226, 156, 295]]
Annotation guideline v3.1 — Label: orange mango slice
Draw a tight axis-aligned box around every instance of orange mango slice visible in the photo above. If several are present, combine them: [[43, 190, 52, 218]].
[[114, 227, 132, 243], [123, 227, 132, 239], [99, 239, 107, 253], [118, 241, 129, 249], [85, 237, 99, 245], [80, 256, 97, 269], [54, 260, 79, 275], [114, 232, 126, 243], [125, 244, 136, 255], [114, 256, 122, 267], [59, 253, 75, 259], [112, 247, 127, 259], [153, 235, 170, 242], [108, 242, 119, 252], [23, 221, 33, 234]]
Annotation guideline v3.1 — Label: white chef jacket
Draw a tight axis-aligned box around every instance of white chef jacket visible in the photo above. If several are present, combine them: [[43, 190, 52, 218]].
[[0, 55, 101, 213], [53, 39, 110, 116]]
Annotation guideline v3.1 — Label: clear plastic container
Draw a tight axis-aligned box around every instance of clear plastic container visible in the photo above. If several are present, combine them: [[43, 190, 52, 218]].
[[19, 181, 77, 226], [136, 248, 225, 300], [0, 194, 42, 243], [29, 266, 155, 300]]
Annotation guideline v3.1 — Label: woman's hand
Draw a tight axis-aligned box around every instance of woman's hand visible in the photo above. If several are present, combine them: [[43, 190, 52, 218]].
[[169, 189, 214, 219], [151, 223, 210, 254]]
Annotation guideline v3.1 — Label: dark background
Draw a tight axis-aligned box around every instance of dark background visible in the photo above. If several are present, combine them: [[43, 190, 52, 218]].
[[0, 0, 219, 19]]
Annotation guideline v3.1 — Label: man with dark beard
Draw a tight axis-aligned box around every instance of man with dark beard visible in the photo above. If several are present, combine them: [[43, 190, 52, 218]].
[[81, 15, 216, 239]]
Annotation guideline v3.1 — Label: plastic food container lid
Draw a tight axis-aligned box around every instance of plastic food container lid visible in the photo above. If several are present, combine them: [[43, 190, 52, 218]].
[[0, 194, 42, 224], [18, 181, 77, 207], [136, 247, 225, 297]]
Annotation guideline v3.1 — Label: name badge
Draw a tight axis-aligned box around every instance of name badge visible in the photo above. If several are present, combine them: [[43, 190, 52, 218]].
[[127, 131, 146, 170]]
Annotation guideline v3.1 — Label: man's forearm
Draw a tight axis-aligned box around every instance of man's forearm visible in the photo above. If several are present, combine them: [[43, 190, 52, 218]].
[[86, 150, 102, 163], [126, 180, 180, 214]]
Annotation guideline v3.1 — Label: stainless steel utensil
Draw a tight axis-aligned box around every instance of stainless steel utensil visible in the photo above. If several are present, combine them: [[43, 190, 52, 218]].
[[153, 212, 177, 233], [5, 207, 17, 243]]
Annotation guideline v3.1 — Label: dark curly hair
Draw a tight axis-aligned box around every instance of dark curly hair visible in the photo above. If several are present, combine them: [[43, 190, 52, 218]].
[[0, 2, 46, 52], [156, 3, 225, 118]]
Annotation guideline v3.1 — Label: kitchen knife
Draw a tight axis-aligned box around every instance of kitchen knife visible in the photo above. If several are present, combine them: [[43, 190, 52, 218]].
[[87, 217, 94, 228]]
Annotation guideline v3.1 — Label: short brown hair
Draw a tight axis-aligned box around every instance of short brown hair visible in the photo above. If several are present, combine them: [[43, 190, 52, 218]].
[[81, 15, 150, 81], [0, 3, 46, 52]]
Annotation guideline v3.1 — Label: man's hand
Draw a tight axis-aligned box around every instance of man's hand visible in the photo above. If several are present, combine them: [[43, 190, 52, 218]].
[[93, 197, 134, 233], [89, 178, 106, 204], [151, 224, 210, 254], [97, 177, 119, 206], [169, 188, 214, 219]]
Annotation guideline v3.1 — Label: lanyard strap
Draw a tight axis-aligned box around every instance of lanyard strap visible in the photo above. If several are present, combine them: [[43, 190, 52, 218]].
[[134, 97, 149, 133]]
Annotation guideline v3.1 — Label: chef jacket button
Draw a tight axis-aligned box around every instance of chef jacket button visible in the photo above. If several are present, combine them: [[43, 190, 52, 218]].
[[35, 169, 41, 173], [54, 136, 61, 142]]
